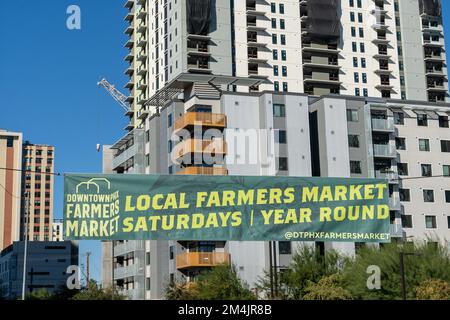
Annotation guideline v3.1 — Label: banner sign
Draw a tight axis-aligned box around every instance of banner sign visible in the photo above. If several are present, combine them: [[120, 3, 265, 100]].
[[64, 174, 391, 242]]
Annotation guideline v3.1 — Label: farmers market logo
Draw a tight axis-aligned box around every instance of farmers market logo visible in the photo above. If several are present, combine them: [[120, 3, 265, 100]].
[[65, 178, 121, 237]]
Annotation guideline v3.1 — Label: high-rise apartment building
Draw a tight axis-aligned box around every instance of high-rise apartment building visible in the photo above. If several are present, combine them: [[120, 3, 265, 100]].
[[122, 0, 448, 131], [21, 142, 55, 242], [0, 130, 22, 250], [52, 219, 64, 242], [104, 0, 449, 299]]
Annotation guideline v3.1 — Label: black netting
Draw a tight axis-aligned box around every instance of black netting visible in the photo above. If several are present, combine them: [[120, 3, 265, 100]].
[[186, 0, 212, 35], [419, 0, 442, 16], [306, 0, 341, 42]]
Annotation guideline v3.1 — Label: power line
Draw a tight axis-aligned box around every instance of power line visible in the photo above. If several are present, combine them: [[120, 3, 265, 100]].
[[0, 182, 22, 199], [0, 167, 62, 176]]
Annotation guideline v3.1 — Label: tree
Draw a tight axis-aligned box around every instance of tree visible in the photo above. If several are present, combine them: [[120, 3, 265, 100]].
[[26, 289, 54, 300], [343, 242, 450, 300], [302, 274, 353, 300], [165, 265, 256, 300], [415, 279, 450, 300], [71, 280, 126, 300], [257, 245, 347, 299]]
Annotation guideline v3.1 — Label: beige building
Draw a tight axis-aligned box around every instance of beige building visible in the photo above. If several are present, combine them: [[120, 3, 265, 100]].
[[0, 130, 23, 250], [21, 142, 55, 241]]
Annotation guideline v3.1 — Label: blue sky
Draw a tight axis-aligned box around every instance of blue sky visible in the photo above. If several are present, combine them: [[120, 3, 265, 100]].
[[0, 1, 450, 282]]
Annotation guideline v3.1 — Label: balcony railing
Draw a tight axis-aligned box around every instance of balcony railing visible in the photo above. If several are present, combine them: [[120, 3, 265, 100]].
[[174, 139, 227, 158], [113, 240, 144, 257], [112, 144, 138, 170], [175, 112, 227, 131], [373, 144, 396, 157], [177, 167, 228, 176], [372, 118, 395, 131], [176, 252, 231, 269]]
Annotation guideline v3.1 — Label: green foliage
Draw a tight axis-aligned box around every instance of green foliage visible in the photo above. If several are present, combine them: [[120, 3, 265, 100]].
[[26, 289, 54, 300], [343, 242, 450, 300], [303, 274, 353, 300], [415, 279, 450, 300], [71, 280, 126, 300], [165, 265, 256, 300], [257, 245, 348, 299]]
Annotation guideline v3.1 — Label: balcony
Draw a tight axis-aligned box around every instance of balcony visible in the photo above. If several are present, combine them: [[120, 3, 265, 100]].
[[113, 241, 144, 257], [246, 7, 266, 16], [175, 112, 227, 131], [302, 43, 339, 54], [302, 59, 341, 70], [389, 196, 401, 211], [373, 144, 396, 158], [187, 44, 210, 57], [174, 139, 227, 158], [246, 22, 266, 32], [114, 263, 144, 280], [303, 74, 341, 85], [390, 223, 403, 238], [112, 144, 138, 170], [177, 166, 228, 175], [187, 61, 211, 74], [375, 170, 398, 184], [371, 118, 395, 132], [176, 252, 231, 270]]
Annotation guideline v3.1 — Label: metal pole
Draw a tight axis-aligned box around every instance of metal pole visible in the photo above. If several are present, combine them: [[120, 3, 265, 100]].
[[268, 241, 274, 299], [86, 252, 91, 286], [399, 252, 406, 300], [272, 242, 278, 298], [21, 192, 30, 300]]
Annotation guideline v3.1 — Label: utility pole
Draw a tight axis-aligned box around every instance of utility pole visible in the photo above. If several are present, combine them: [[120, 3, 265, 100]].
[[272, 242, 278, 299], [268, 241, 274, 299], [86, 251, 91, 286], [399, 251, 421, 300], [21, 192, 30, 300]]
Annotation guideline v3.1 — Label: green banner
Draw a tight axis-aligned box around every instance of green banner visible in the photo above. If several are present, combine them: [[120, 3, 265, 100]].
[[63, 174, 391, 242]]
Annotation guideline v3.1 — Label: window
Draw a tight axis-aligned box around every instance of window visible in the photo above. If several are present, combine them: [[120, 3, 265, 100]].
[[417, 114, 428, 126], [361, 58, 366, 68], [360, 43, 365, 53], [352, 42, 357, 52], [421, 164, 432, 177], [441, 140, 450, 152], [274, 81, 279, 91], [168, 113, 173, 127], [439, 116, 449, 128], [363, 89, 368, 97], [359, 28, 364, 38], [353, 57, 358, 67], [271, 18, 276, 29], [443, 165, 450, 177], [279, 4, 285, 14], [398, 163, 408, 176], [399, 189, 410, 202], [350, 161, 362, 174], [169, 246, 174, 260], [278, 157, 288, 171], [425, 216, 437, 229], [419, 139, 430, 151], [349, 0, 354, 7], [350, 12, 355, 22], [282, 66, 287, 77], [401, 215, 413, 228], [273, 104, 286, 117], [394, 112, 404, 125], [281, 50, 286, 61], [6, 137, 13, 148], [357, 0, 362, 7], [272, 34, 277, 44], [423, 190, 434, 202], [280, 35, 286, 45], [279, 242, 292, 255], [273, 50, 278, 60], [273, 65, 279, 76], [362, 73, 367, 83], [282, 82, 288, 92], [146, 252, 151, 265], [448, 217, 450, 229], [355, 88, 360, 96], [347, 109, 359, 122], [271, 2, 276, 13], [445, 190, 450, 203], [351, 27, 356, 37], [396, 137, 406, 150], [354, 72, 359, 83], [280, 19, 285, 30], [358, 13, 363, 23], [276, 130, 287, 144], [348, 135, 360, 148]]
